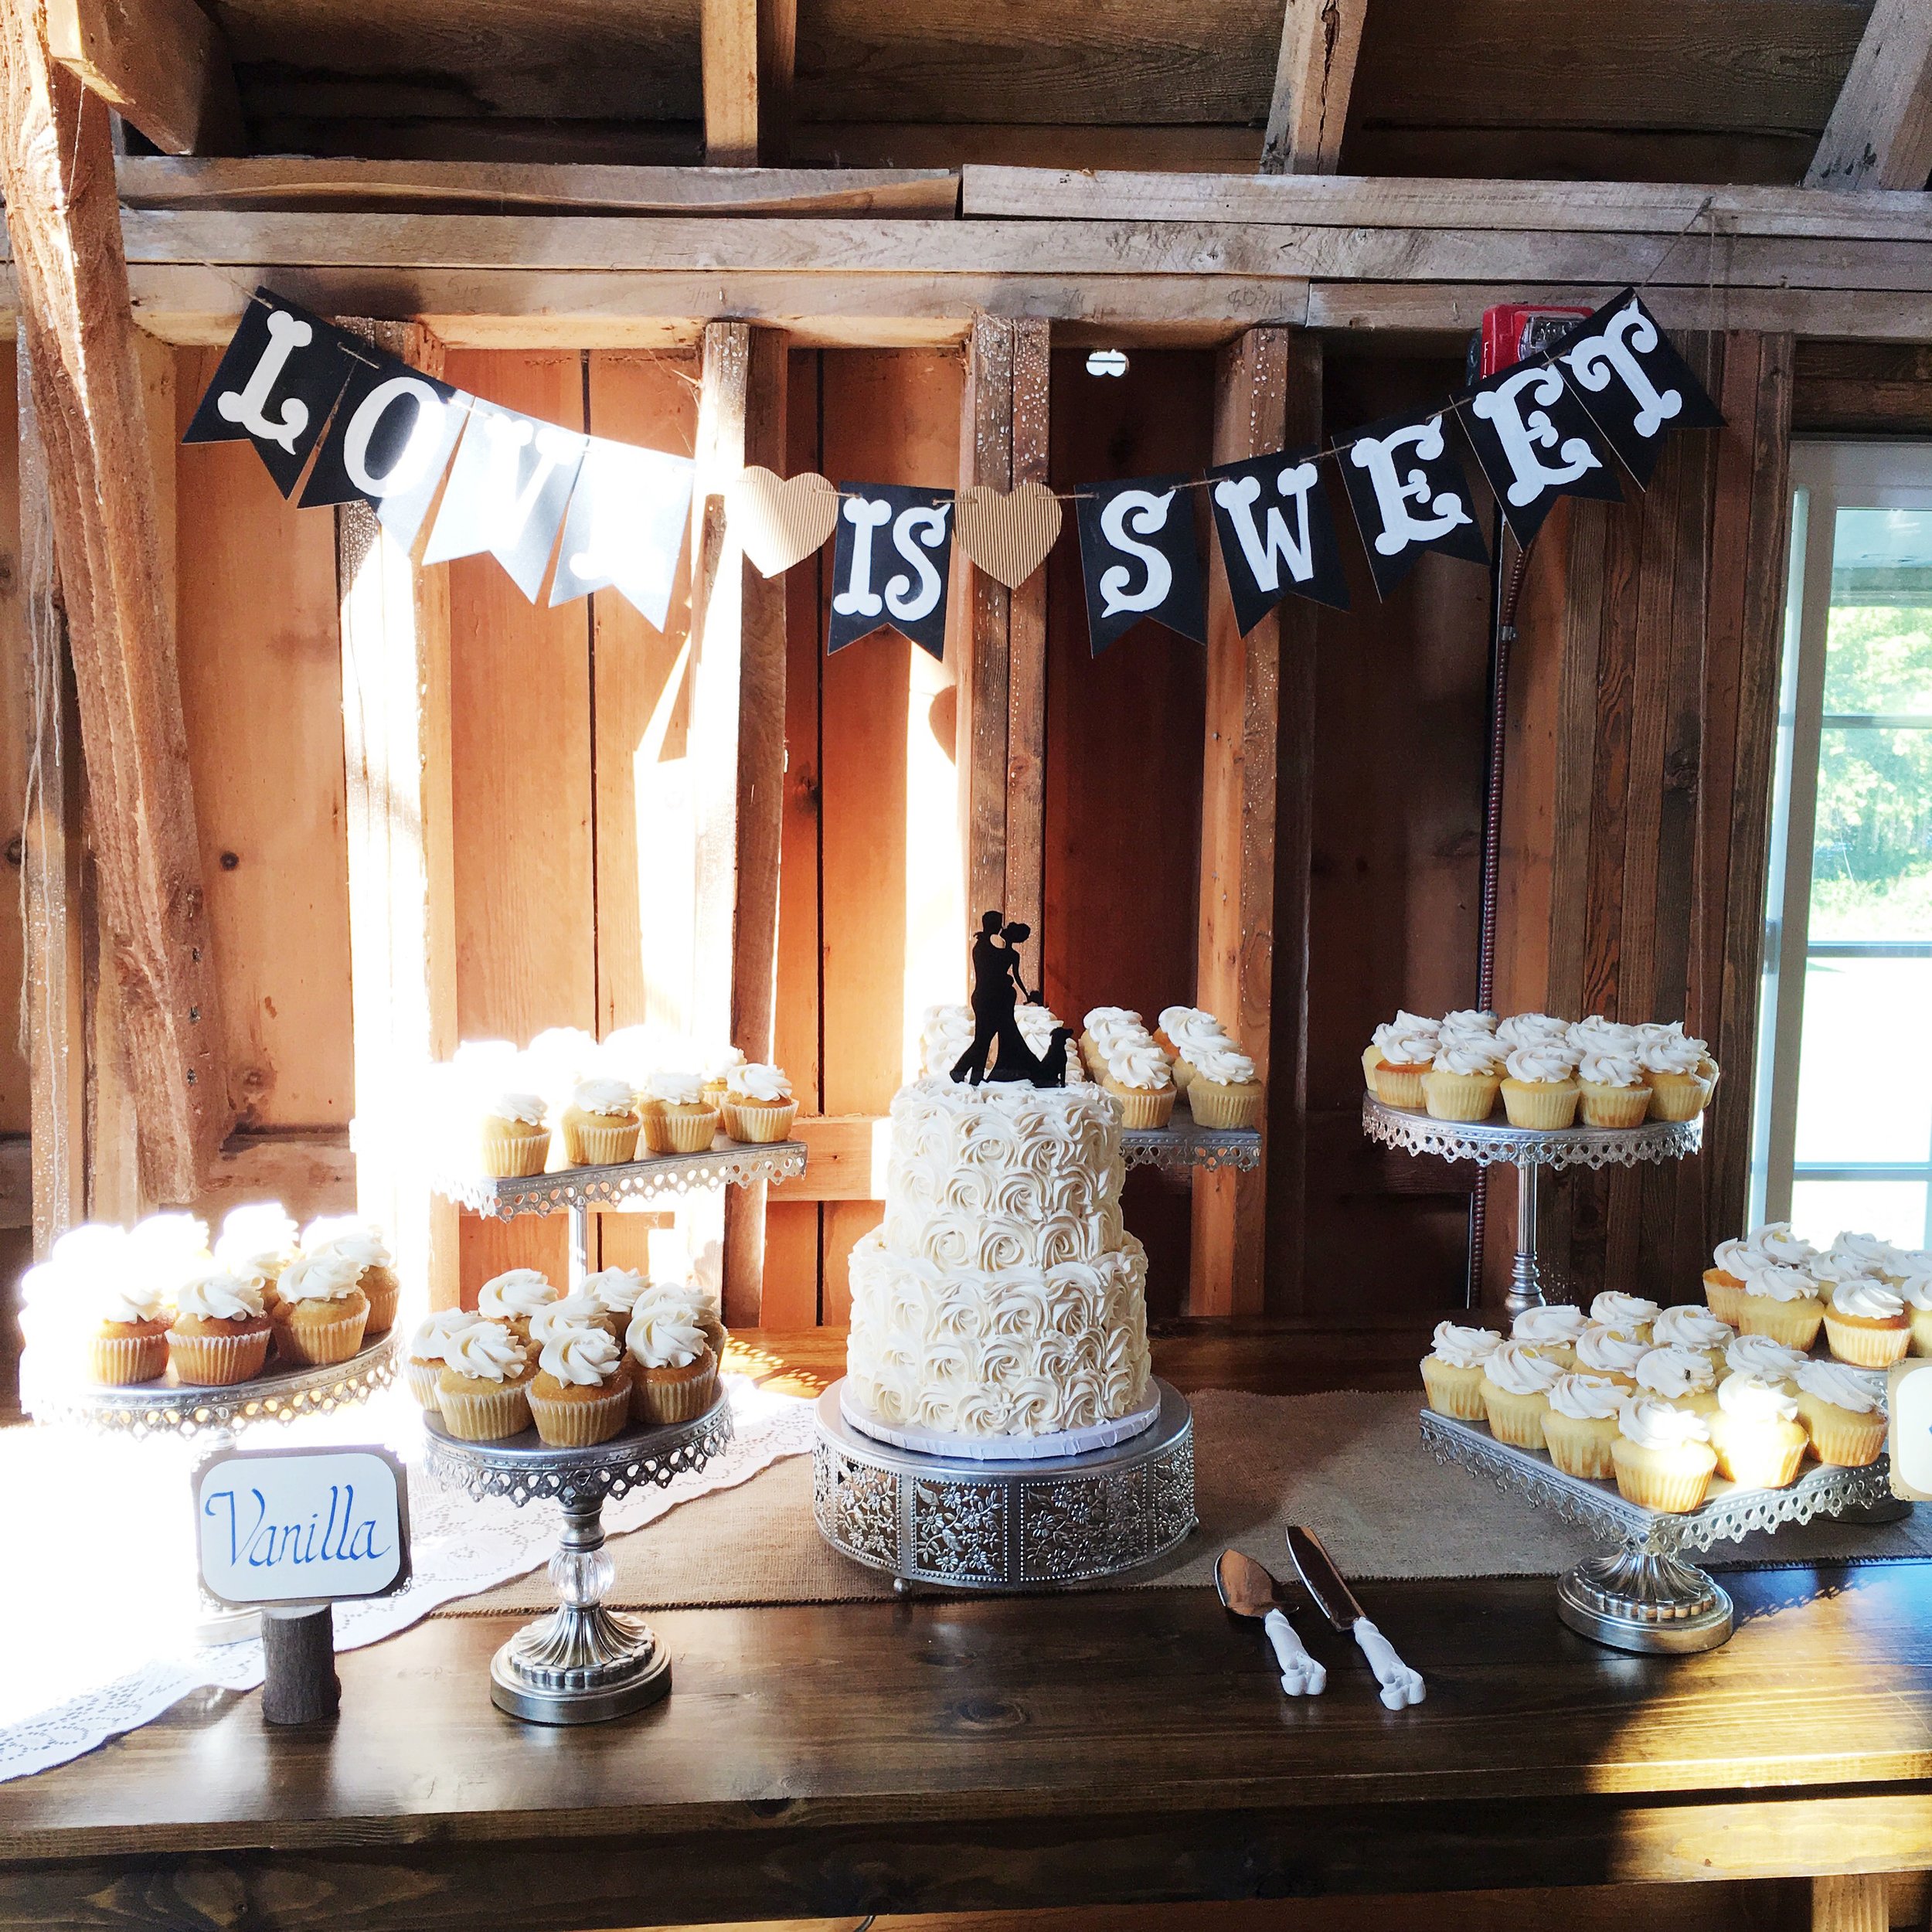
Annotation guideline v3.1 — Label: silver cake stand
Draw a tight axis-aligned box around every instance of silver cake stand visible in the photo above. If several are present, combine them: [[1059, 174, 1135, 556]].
[[815, 1379, 1196, 1591], [1362, 1095, 1702, 1316], [433, 1139, 806, 1291], [1121, 1121, 1261, 1174], [1422, 1407, 1903, 1652], [421, 1393, 732, 1723]]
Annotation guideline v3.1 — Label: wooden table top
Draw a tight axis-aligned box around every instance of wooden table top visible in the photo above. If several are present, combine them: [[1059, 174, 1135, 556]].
[[4, 1329, 1929, 1930]]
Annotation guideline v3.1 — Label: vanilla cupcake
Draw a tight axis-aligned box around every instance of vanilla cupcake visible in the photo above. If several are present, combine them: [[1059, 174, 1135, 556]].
[[1576, 1045, 1652, 1128], [560, 1076, 642, 1166], [1901, 1263, 1932, 1358], [1094, 1023, 1178, 1131], [87, 1266, 172, 1387], [1423, 1035, 1505, 1124], [644, 1070, 718, 1154], [1823, 1277, 1911, 1369], [300, 1216, 400, 1337], [1724, 1332, 1808, 1386], [475, 1267, 560, 1343], [1369, 1015, 1440, 1111], [702, 1046, 747, 1110], [1420, 1320, 1502, 1419], [1568, 1015, 1641, 1058], [1542, 1372, 1626, 1478], [723, 1062, 799, 1143], [1734, 1260, 1825, 1350], [1590, 1291, 1660, 1341], [922, 1003, 977, 1080], [581, 1265, 648, 1343], [528, 1321, 635, 1447], [1638, 1026, 1714, 1121], [1792, 1359, 1887, 1467], [437, 1320, 535, 1440], [1573, 1321, 1649, 1389], [1633, 1343, 1720, 1417], [1825, 1230, 1906, 1283], [1611, 1396, 1717, 1512], [1650, 1304, 1734, 1379], [404, 1306, 483, 1410], [1082, 1006, 1141, 1070], [127, 1212, 212, 1299], [1496, 1012, 1571, 1051], [529, 1292, 610, 1352], [1499, 1040, 1580, 1129], [272, 1252, 370, 1366], [1364, 1009, 1439, 1094], [1438, 1008, 1498, 1041], [1509, 1302, 1589, 1369], [1180, 1036, 1264, 1131], [214, 1202, 299, 1313], [480, 1090, 551, 1179], [167, 1268, 273, 1386], [1480, 1338, 1563, 1447], [634, 1276, 728, 1359], [1709, 1372, 1808, 1489], [1157, 1005, 1218, 1091], [627, 1290, 720, 1425]]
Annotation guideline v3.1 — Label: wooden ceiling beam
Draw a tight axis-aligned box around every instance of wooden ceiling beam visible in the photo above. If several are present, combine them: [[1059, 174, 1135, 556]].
[[702, 0, 760, 165], [1261, 0, 1367, 175], [1806, 0, 1932, 191], [46, 0, 241, 156], [0, 10, 233, 1201]]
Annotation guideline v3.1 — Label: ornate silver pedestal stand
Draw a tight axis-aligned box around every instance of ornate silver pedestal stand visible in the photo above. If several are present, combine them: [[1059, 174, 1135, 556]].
[[1362, 1097, 1702, 1316], [25, 1333, 402, 1642], [433, 1139, 807, 1291], [1422, 1408, 1900, 1652], [422, 1394, 731, 1723]]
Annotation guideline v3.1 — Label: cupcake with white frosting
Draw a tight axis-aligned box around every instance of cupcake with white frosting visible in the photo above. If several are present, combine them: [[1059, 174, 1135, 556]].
[[1733, 1259, 1825, 1352], [529, 1292, 610, 1352], [1650, 1304, 1734, 1379], [1822, 1277, 1911, 1369], [1369, 1015, 1440, 1111], [1090, 1018, 1177, 1131], [1081, 1006, 1140, 1070], [1495, 1012, 1570, 1051], [1576, 1043, 1652, 1128], [1423, 1035, 1505, 1124], [214, 1202, 299, 1311], [723, 1062, 799, 1144], [1499, 1039, 1580, 1130], [404, 1306, 483, 1410], [561, 1076, 642, 1167], [475, 1267, 560, 1344], [167, 1268, 273, 1386], [702, 1046, 747, 1110], [1364, 1009, 1439, 1094], [1723, 1332, 1808, 1386], [1709, 1372, 1808, 1489], [582, 1265, 649, 1343], [272, 1251, 370, 1366], [1480, 1338, 1563, 1447], [627, 1287, 720, 1424], [1509, 1302, 1589, 1369], [1900, 1258, 1932, 1358], [529, 1321, 634, 1447], [1590, 1291, 1659, 1340], [1633, 1343, 1720, 1417], [1420, 1320, 1501, 1420], [1611, 1396, 1716, 1512], [1704, 1222, 1815, 1326], [301, 1216, 400, 1337], [1792, 1360, 1887, 1467], [1541, 1372, 1626, 1479], [1638, 1026, 1716, 1121], [644, 1069, 717, 1155], [1177, 1034, 1263, 1132], [437, 1321, 536, 1441], [1573, 1321, 1648, 1389], [480, 1090, 551, 1179]]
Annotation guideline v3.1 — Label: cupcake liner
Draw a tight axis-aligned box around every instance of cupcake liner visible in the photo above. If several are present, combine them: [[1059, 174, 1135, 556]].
[[1709, 1417, 1807, 1489], [723, 1098, 799, 1144], [638, 1104, 671, 1155], [1500, 1077, 1580, 1131], [1371, 1063, 1429, 1111], [1822, 1315, 1911, 1369], [438, 1378, 533, 1442], [1481, 1382, 1549, 1449], [1578, 1080, 1652, 1128], [529, 1377, 633, 1447], [1360, 1046, 1383, 1094], [1702, 1269, 1746, 1327], [481, 1128, 551, 1179], [404, 1359, 444, 1411], [566, 1118, 641, 1166], [276, 1301, 369, 1367], [168, 1325, 272, 1386], [1735, 1293, 1824, 1350], [88, 1331, 170, 1386], [633, 1348, 719, 1425], [1423, 1070, 1502, 1124], [1796, 1398, 1886, 1468], [1646, 1070, 1708, 1122], [1420, 1355, 1488, 1420], [361, 1271, 400, 1338], [1542, 1410, 1618, 1480], [1185, 1080, 1264, 1131], [661, 1108, 722, 1155], [1611, 1440, 1716, 1512], [1106, 1083, 1177, 1131], [1171, 1056, 1196, 1094], [1910, 1307, 1932, 1357]]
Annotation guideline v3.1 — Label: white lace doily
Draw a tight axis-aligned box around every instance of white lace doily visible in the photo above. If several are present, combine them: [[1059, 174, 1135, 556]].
[[0, 1374, 815, 1784]]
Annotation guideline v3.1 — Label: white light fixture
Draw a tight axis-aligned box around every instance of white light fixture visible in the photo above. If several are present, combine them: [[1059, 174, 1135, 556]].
[[1085, 350, 1129, 377]]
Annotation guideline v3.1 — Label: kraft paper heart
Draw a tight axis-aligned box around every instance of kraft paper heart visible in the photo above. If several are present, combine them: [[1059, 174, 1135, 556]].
[[727, 467, 839, 578], [957, 480, 1063, 590]]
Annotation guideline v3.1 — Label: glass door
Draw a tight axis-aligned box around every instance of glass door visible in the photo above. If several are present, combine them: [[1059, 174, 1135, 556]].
[[1752, 442, 1932, 1247]]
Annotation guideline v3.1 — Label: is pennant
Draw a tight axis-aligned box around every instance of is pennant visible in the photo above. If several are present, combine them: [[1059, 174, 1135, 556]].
[[421, 400, 588, 602], [1556, 287, 1724, 487], [1338, 410, 1489, 599], [1075, 474, 1207, 653], [1206, 447, 1350, 628], [957, 480, 1063, 590], [730, 468, 840, 577], [828, 483, 954, 658], [182, 289, 354, 497], [1461, 358, 1623, 543], [549, 437, 696, 626], [299, 349, 466, 551]]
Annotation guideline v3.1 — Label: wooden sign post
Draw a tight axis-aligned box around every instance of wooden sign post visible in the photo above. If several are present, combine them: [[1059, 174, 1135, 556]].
[[193, 1444, 412, 1725]]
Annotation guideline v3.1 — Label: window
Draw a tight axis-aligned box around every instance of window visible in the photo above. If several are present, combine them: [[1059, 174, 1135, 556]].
[[1752, 443, 1932, 1248]]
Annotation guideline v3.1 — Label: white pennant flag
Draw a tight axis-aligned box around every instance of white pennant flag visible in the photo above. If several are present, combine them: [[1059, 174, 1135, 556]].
[[421, 399, 588, 601], [547, 436, 697, 628]]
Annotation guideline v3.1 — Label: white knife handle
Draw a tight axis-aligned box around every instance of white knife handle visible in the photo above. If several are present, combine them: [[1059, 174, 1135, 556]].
[[1352, 1616, 1424, 1709], [1263, 1608, 1327, 1696]]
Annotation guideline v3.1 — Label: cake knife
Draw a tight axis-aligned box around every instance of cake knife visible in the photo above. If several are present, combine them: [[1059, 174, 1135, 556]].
[[1284, 1526, 1425, 1709]]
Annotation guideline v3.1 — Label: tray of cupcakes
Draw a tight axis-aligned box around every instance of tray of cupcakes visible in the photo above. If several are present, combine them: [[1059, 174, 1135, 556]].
[[424, 1026, 806, 1216], [19, 1202, 402, 1429], [1420, 1219, 1924, 1522]]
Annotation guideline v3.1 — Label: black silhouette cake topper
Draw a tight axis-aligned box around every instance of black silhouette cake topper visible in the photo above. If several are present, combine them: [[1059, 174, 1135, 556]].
[[950, 910, 1071, 1089]]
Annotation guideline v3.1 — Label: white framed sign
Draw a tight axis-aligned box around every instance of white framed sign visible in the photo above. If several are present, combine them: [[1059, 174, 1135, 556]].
[[195, 1444, 411, 1608], [1887, 1360, 1932, 1502]]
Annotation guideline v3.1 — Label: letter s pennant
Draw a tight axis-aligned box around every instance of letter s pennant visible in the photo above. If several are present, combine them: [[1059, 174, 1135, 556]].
[[1075, 474, 1207, 655]]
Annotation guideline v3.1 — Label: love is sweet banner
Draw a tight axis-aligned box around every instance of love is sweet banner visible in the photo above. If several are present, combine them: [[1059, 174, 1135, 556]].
[[188, 287, 1719, 655]]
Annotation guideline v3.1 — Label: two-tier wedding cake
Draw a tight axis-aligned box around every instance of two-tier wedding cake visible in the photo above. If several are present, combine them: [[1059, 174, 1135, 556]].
[[845, 1077, 1154, 1440]]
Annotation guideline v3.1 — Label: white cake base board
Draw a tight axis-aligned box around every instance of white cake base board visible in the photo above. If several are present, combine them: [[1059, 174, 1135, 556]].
[[839, 1381, 1162, 1462]]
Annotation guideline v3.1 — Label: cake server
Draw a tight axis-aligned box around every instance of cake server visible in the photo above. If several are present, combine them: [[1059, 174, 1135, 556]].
[[1214, 1549, 1327, 1696], [1284, 1526, 1425, 1709]]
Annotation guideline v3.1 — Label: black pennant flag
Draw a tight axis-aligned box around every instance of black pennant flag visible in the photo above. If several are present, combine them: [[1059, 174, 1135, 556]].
[[1461, 359, 1624, 543], [182, 289, 354, 497], [1555, 287, 1724, 487], [1206, 447, 1350, 628], [1338, 410, 1490, 599], [1075, 474, 1207, 654], [827, 483, 954, 658], [298, 349, 466, 551]]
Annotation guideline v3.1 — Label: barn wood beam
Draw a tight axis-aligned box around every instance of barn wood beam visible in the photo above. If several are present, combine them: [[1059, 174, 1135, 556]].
[[760, 0, 798, 165], [702, 0, 760, 165], [46, 0, 241, 157], [0, 13, 233, 1202], [1260, 0, 1367, 175], [1805, 0, 1932, 191]]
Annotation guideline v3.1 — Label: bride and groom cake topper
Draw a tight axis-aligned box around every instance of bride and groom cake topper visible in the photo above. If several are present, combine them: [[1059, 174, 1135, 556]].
[[949, 912, 1072, 1090]]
